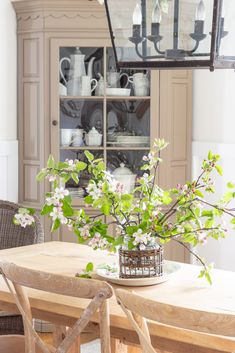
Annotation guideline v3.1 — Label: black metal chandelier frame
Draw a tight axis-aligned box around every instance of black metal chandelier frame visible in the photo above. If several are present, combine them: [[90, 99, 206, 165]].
[[104, 0, 235, 70]]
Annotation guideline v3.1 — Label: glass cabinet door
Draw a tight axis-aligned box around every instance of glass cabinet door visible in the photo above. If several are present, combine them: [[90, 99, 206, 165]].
[[52, 41, 154, 203]]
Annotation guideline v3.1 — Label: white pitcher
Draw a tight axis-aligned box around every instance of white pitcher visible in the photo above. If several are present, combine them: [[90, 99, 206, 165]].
[[128, 73, 150, 96], [60, 47, 86, 85], [107, 67, 129, 88]]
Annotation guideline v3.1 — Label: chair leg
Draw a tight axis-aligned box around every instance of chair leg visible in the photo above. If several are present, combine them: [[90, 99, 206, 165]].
[[100, 300, 111, 353]]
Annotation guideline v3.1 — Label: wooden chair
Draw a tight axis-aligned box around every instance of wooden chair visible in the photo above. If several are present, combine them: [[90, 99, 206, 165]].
[[0, 200, 44, 335], [0, 261, 113, 353], [115, 288, 235, 353]]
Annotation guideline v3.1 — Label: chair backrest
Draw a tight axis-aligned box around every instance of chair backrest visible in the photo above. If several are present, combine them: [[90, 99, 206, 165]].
[[0, 261, 113, 353], [0, 200, 44, 249], [115, 288, 235, 353]]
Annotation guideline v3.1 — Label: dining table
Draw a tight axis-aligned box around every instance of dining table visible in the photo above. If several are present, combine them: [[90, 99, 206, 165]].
[[0, 241, 235, 353]]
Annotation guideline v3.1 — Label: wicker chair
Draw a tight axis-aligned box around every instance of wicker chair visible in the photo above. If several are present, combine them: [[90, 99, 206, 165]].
[[0, 200, 44, 335]]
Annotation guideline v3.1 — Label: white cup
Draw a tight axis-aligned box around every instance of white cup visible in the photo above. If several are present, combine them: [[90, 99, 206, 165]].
[[81, 76, 98, 96], [60, 129, 73, 146]]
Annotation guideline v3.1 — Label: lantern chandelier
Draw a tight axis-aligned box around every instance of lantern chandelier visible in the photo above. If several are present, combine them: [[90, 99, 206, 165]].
[[103, 0, 235, 70]]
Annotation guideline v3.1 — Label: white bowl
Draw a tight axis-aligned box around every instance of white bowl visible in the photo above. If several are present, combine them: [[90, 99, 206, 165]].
[[117, 136, 150, 144], [106, 88, 131, 97]]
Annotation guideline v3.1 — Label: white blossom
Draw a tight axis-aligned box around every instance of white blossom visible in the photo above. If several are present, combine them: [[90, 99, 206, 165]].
[[86, 182, 102, 200], [14, 213, 35, 228], [54, 187, 69, 200], [78, 225, 90, 239], [50, 207, 68, 224], [132, 229, 152, 248], [88, 232, 108, 250]]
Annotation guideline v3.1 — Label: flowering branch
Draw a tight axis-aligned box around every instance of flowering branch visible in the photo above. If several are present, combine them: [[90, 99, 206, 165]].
[[13, 140, 235, 284]]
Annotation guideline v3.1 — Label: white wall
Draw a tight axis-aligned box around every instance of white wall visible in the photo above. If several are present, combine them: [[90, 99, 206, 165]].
[[193, 69, 235, 271], [0, 0, 18, 201], [0, 0, 17, 140]]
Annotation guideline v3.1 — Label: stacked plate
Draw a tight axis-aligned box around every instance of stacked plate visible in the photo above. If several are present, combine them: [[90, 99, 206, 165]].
[[108, 135, 150, 147]]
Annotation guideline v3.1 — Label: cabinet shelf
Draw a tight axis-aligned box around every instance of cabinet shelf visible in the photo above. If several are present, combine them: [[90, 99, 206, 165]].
[[60, 95, 150, 101], [60, 146, 104, 151], [106, 147, 150, 151], [60, 146, 150, 151]]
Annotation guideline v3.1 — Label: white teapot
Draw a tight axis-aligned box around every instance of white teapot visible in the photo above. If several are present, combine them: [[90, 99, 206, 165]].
[[85, 127, 102, 146], [112, 163, 136, 193]]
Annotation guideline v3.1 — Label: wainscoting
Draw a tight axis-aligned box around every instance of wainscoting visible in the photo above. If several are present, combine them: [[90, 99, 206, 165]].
[[0, 140, 18, 202], [192, 141, 235, 271]]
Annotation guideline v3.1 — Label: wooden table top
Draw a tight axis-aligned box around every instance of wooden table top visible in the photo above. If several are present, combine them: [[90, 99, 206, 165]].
[[0, 241, 235, 352]]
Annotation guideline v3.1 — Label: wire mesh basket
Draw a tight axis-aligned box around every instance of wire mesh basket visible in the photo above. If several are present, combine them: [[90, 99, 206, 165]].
[[119, 246, 163, 278]]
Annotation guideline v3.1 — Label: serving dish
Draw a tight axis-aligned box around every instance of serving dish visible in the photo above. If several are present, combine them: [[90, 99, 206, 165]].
[[106, 88, 131, 96]]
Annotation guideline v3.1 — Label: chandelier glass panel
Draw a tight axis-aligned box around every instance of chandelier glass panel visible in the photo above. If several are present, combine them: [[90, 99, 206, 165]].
[[104, 0, 235, 70]]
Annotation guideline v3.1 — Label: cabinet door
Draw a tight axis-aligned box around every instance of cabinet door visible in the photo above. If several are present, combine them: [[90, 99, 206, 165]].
[[159, 70, 192, 262]]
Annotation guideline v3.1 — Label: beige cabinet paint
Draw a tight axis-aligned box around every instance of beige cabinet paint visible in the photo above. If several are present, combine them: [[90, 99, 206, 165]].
[[12, 0, 192, 262]]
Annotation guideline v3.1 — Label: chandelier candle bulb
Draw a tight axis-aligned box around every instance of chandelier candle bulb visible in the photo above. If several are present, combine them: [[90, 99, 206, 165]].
[[196, 0, 206, 21], [152, 2, 162, 23], [133, 3, 142, 25]]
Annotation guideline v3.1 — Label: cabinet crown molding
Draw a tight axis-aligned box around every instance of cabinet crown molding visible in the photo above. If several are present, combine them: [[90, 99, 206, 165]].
[[12, 0, 108, 32], [12, 0, 104, 14]]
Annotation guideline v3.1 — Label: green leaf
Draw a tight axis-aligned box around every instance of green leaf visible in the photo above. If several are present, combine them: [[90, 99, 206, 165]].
[[84, 150, 94, 162], [51, 218, 60, 232], [75, 161, 87, 171], [205, 218, 214, 228], [101, 200, 111, 216], [162, 192, 172, 205], [27, 208, 35, 215], [84, 195, 93, 205], [141, 164, 150, 171], [62, 200, 73, 217], [208, 151, 213, 160], [202, 210, 214, 217], [85, 262, 94, 273], [47, 155, 55, 168], [36, 170, 47, 182], [41, 204, 53, 215], [215, 165, 223, 176], [114, 236, 124, 246], [75, 273, 92, 279], [227, 181, 235, 189], [57, 161, 68, 169], [205, 272, 212, 285], [71, 173, 79, 184], [121, 194, 133, 202], [195, 190, 204, 198]]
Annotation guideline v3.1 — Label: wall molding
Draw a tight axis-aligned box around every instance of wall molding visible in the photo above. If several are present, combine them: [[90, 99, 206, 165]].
[[0, 140, 18, 203]]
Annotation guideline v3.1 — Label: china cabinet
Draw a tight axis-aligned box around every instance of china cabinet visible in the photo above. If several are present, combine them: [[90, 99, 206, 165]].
[[12, 0, 192, 262]]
